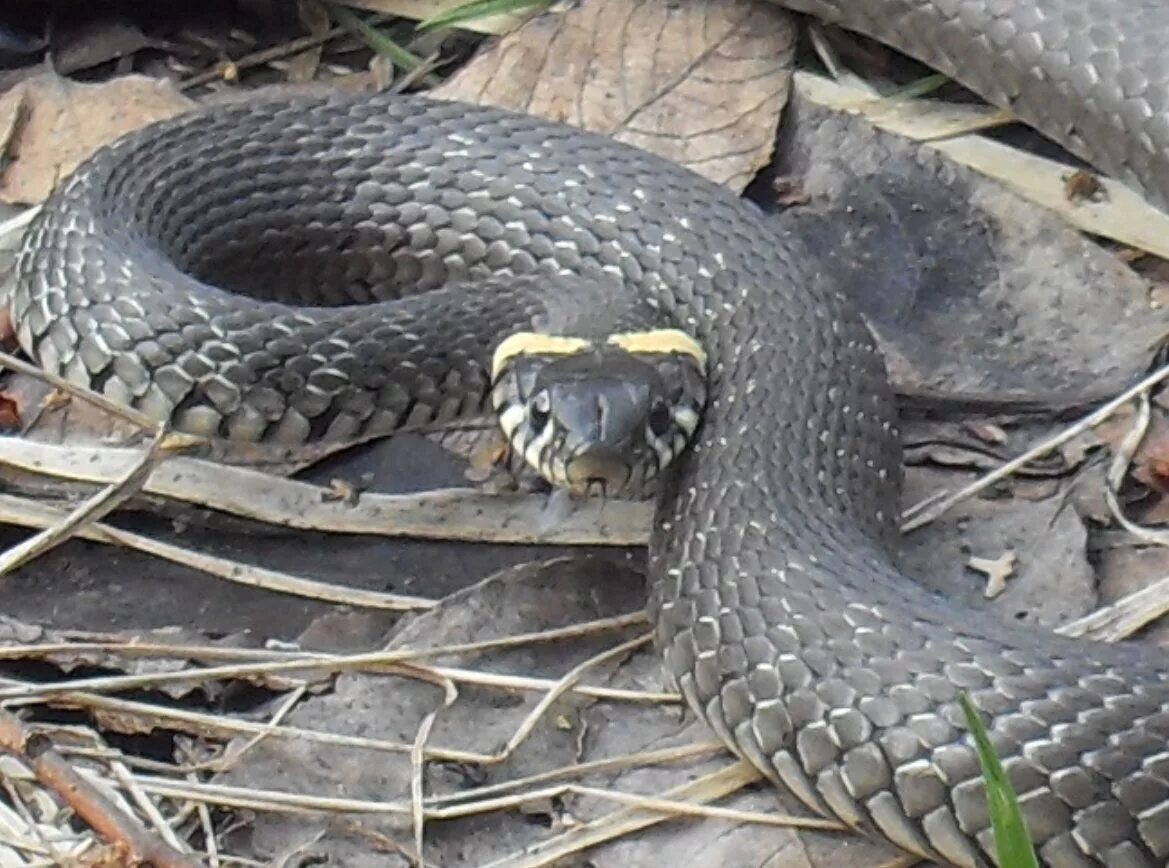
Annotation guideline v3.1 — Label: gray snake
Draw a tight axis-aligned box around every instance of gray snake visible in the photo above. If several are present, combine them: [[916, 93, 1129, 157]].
[[7, 1, 1169, 865]]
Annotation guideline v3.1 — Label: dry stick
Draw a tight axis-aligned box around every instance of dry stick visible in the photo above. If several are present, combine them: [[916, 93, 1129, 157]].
[[428, 781, 844, 830], [1056, 391, 1169, 641], [0, 349, 163, 433], [411, 710, 441, 868], [105, 773, 417, 817], [0, 611, 646, 668], [8, 688, 494, 765], [180, 12, 399, 89], [0, 619, 665, 704], [900, 361, 1169, 532], [899, 361, 1169, 641], [0, 491, 434, 609], [423, 743, 725, 809], [491, 633, 653, 764], [0, 346, 188, 576], [212, 685, 308, 774], [191, 773, 220, 868], [474, 761, 769, 868], [107, 759, 187, 854], [0, 429, 200, 576], [0, 710, 201, 868]]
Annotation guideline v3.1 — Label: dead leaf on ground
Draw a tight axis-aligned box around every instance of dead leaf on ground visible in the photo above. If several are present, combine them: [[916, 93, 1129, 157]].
[[0, 393, 22, 433], [1094, 402, 1169, 522], [53, 19, 159, 75], [0, 71, 194, 205], [433, 0, 796, 191], [286, 0, 331, 83]]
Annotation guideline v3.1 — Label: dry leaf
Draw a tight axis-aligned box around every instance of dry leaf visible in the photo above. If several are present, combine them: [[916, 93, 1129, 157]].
[[1096, 403, 1169, 497], [433, 0, 796, 191], [0, 393, 21, 433], [0, 71, 194, 205], [288, 0, 331, 83]]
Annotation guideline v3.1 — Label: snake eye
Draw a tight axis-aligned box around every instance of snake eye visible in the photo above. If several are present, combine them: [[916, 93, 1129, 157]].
[[648, 400, 672, 438], [530, 390, 552, 430]]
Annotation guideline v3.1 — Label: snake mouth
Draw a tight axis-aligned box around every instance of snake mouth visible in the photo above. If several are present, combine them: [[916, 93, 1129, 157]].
[[490, 328, 707, 495], [563, 446, 633, 494]]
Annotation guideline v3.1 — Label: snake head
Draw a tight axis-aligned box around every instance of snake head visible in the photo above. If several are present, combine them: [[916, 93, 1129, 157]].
[[490, 329, 707, 496]]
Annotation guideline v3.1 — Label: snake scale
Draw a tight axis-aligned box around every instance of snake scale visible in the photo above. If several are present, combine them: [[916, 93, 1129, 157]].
[[7, 1, 1169, 865]]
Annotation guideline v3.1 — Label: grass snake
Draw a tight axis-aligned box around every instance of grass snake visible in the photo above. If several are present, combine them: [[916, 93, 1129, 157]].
[[8, 1, 1169, 865]]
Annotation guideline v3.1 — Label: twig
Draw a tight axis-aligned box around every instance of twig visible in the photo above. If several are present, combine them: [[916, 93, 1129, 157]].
[[491, 633, 652, 763], [474, 761, 770, 868], [0, 616, 663, 704], [1102, 392, 1169, 546], [1058, 391, 1169, 640], [424, 743, 726, 809], [210, 685, 307, 774], [428, 781, 844, 830], [0, 348, 163, 434], [108, 759, 187, 853], [410, 710, 441, 868], [0, 611, 646, 667], [901, 362, 1169, 531], [1059, 572, 1169, 642], [0, 709, 201, 868], [180, 12, 398, 89], [0, 428, 199, 576], [0, 438, 651, 545], [0, 491, 437, 610]]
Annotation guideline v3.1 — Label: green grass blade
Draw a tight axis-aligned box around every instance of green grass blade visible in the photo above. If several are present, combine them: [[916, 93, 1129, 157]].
[[329, 4, 426, 73], [418, 0, 553, 33], [959, 692, 1041, 868]]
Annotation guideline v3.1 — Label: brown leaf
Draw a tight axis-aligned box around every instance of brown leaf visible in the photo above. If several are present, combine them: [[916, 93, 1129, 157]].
[[0, 71, 194, 205], [287, 0, 331, 83], [53, 20, 157, 75], [0, 392, 21, 433], [1096, 403, 1169, 494], [433, 0, 796, 191]]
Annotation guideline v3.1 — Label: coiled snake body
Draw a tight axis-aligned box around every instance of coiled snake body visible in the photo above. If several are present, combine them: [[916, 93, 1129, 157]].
[[9, 2, 1169, 865]]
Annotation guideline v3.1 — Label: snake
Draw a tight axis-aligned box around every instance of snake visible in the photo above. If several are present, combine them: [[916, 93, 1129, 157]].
[[6, 1, 1169, 865]]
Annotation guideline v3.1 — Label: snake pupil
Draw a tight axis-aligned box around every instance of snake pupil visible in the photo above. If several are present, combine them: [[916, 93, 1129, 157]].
[[530, 390, 552, 430], [648, 401, 672, 437]]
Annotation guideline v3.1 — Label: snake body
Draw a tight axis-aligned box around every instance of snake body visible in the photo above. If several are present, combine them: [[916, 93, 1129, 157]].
[[8, 2, 1169, 865]]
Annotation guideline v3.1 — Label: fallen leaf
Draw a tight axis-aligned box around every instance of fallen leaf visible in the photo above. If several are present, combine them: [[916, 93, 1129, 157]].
[[53, 19, 157, 75], [0, 71, 195, 204], [433, 0, 796, 190], [0, 392, 21, 432], [1096, 402, 1169, 496], [287, 0, 331, 83]]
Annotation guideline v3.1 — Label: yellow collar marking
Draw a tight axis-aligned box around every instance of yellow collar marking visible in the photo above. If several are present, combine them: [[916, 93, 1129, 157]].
[[491, 332, 592, 379], [607, 329, 706, 368]]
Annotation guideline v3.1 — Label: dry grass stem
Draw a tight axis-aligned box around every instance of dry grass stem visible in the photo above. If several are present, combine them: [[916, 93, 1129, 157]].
[[474, 761, 770, 868], [493, 633, 653, 763], [0, 429, 195, 577], [10, 688, 495, 765], [0, 491, 434, 609], [0, 710, 201, 868], [0, 439, 651, 545], [901, 361, 1169, 531], [180, 12, 399, 88], [424, 742, 727, 809]]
